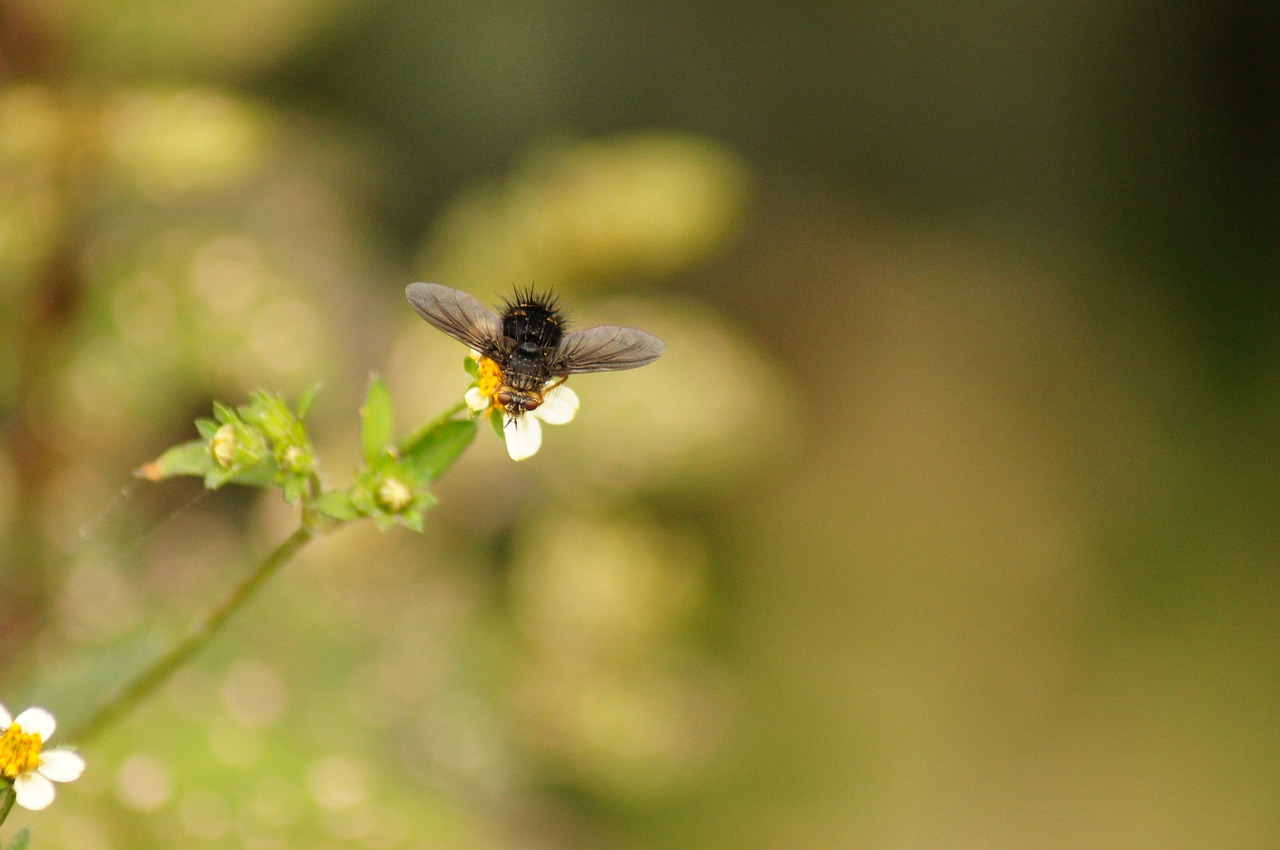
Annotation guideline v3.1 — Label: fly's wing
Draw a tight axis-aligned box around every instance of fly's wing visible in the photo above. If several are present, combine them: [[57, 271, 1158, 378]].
[[406, 282, 503, 353], [555, 324, 666, 373]]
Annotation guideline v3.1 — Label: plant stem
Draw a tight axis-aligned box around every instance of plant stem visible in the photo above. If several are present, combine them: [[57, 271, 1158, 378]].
[[69, 525, 315, 745]]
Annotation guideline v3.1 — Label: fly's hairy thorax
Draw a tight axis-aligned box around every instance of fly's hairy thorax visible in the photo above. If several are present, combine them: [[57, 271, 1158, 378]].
[[499, 298, 565, 391]]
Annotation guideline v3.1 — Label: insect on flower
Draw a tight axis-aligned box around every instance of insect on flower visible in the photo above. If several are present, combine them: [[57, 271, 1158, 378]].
[[406, 282, 666, 425]]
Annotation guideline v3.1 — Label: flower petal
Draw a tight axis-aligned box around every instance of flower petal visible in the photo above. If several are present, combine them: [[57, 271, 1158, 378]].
[[464, 387, 490, 413], [14, 707, 55, 741], [533, 385, 579, 425], [0, 703, 11, 729], [38, 748, 85, 783], [503, 414, 542, 461], [14, 771, 56, 810]]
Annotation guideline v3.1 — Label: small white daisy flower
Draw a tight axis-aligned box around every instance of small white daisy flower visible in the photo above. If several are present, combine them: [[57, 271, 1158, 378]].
[[466, 356, 580, 461], [463, 385, 490, 414], [0, 704, 85, 811], [500, 383, 580, 461]]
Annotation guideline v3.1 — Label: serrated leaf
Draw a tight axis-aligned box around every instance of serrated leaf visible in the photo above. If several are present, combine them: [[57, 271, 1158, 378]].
[[360, 376, 394, 464], [136, 440, 215, 481], [311, 491, 361, 521], [6, 827, 31, 850], [403, 420, 477, 481]]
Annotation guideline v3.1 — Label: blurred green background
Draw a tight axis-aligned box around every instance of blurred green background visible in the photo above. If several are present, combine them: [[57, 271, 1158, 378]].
[[2, 0, 1279, 848]]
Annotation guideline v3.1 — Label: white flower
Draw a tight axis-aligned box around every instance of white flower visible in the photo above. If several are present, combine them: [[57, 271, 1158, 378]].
[[0, 704, 85, 811], [464, 385, 490, 414], [464, 356, 581, 462], [500, 384, 580, 461]]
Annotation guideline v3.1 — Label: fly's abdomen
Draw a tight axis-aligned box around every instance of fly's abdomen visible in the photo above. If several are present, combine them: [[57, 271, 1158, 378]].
[[503, 348, 555, 390]]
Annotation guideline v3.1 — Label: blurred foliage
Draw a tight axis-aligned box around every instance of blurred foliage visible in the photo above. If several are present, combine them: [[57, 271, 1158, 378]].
[[419, 133, 749, 291], [2, 0, 1279, 849], [0, 0, 767, 846]]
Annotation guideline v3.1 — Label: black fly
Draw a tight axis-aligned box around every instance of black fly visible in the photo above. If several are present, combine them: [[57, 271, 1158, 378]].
[[406, 283, 665, 419]]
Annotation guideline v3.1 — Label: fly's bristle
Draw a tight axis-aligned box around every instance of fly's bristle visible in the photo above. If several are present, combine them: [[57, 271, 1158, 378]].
[[502, 285, 569, 328]]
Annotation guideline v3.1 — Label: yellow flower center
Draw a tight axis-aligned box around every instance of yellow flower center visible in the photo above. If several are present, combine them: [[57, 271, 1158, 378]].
[[0, 723, 42, 779], [281, 444, 304, 472], [211, 423, 238, 467], [378, 477, 412, 512], [476, 357, 504, 405]]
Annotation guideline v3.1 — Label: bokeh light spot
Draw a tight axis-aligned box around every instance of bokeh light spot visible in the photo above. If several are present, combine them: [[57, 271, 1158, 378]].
[[306, 755, 368, 811], [178, 788, 231, 840], [115, 752, 174, 812], [219, 658, 288, 728]]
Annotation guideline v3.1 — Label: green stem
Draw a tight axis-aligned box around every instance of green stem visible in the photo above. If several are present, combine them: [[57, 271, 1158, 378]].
[[0, 785, 14, 831], [69, 525, 315, 745], [398, 399, 469, 455]]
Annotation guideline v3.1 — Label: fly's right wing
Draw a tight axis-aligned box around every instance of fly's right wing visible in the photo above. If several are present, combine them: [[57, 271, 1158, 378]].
[[406, 282, 503, 353], [555, 324, 666, 374]]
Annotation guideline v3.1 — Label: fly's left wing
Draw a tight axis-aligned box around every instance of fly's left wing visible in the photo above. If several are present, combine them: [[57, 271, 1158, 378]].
[[555, 325, 666, 374], [405, 282, 503, 353]]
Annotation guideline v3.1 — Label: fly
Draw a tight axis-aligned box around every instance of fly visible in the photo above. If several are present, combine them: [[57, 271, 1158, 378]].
[[405, 282, 666, 419]]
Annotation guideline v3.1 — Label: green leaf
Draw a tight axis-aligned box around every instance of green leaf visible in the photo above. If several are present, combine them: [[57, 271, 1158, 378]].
[[311, 491, 361, 521], [212, 400, 238, 424], [296, 382, 322, 420], [202, 462, 277, 491], [463, 356, 480, 378], [136, 440, 215, 481], [228, 465, 279, 488], [489, 412, 506, 440], [6, 827, 31, 850], [403, 420, 477, 481], [360, 376, 394, 464], [400, 507, 427, 533], [281, 476, 308, 505]]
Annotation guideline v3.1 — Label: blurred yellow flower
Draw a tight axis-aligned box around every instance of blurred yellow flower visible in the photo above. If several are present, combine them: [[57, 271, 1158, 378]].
[[420, 132, 749, 291]]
